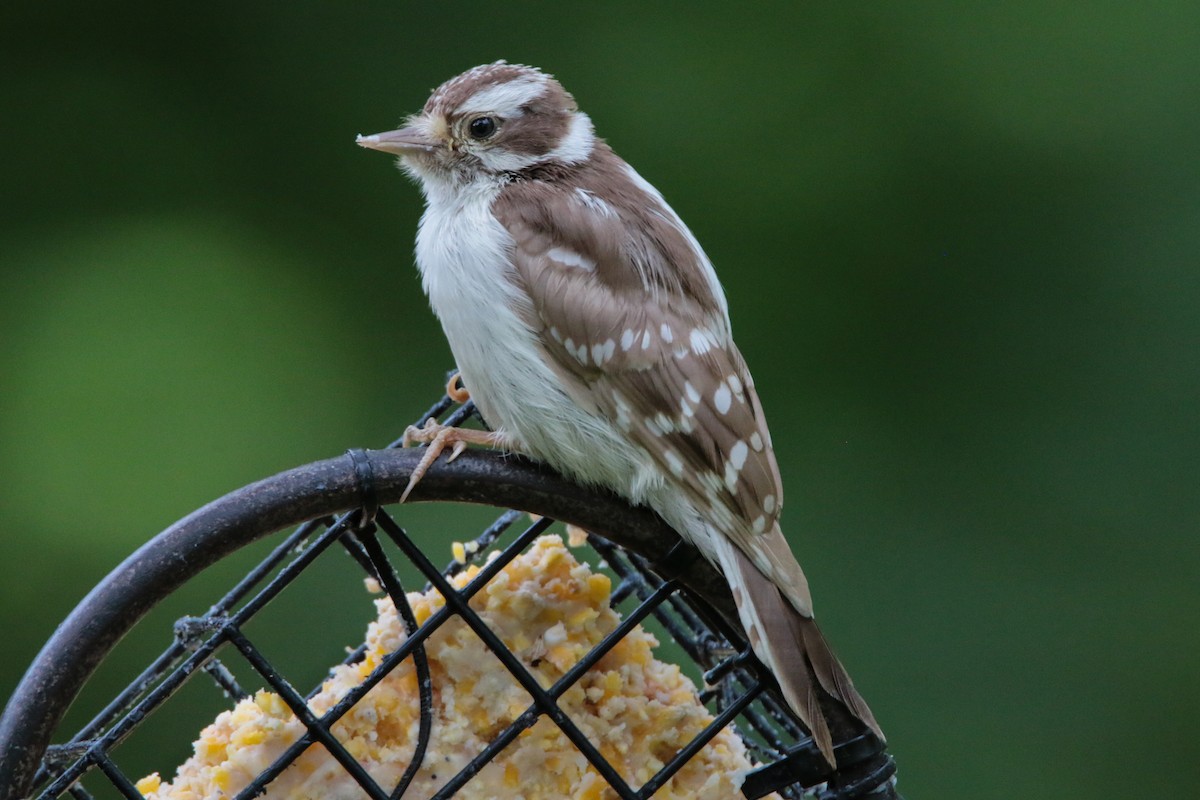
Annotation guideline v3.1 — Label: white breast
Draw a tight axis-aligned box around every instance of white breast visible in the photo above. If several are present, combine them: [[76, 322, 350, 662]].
[[414, 178, 663, 502]]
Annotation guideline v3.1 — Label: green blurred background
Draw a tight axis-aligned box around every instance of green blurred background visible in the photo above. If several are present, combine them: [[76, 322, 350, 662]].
[[2, 2, 1198, 797]]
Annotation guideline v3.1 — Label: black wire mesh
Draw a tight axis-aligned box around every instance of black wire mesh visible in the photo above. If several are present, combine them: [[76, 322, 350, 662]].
[[1, 381, 898, 800]]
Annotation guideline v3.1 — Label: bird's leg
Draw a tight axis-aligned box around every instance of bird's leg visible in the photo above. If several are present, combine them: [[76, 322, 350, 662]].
[[446, 372, 470, 403], [399, 418, 509, 502]]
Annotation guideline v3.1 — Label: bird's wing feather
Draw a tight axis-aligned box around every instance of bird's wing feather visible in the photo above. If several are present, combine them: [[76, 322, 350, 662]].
[[493, 170, 787, 570], [491, 161, 884, 764]]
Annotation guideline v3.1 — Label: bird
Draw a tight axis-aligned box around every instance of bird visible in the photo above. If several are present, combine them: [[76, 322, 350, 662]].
[[357, 61, 882, 766]]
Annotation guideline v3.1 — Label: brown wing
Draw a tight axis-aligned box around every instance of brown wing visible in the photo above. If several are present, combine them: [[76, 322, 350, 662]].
[[493, 164, 783, 544]]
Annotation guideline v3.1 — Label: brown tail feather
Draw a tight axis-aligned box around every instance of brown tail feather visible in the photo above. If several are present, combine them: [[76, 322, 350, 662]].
[[715, 536, 883, 767], [792, 611, 883, 740]]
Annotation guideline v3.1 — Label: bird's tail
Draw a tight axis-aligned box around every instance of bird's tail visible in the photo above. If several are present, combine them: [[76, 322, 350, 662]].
[[713, 535, 883, 767]]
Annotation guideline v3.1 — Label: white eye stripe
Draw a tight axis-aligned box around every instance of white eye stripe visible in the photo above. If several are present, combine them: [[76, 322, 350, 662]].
[[475, 150, 541, 172], [455, 76, 549, 116]]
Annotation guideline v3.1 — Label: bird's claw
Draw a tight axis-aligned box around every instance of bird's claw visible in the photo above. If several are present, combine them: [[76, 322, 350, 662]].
[[400, 419, 452, 503], [401, 417, 439, 449], [446, 372, 470, 404], [399, 420, 500, 503]]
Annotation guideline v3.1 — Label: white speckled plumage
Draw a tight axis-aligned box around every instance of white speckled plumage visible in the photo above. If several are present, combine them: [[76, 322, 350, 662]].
[[359, 61, 882, 765]]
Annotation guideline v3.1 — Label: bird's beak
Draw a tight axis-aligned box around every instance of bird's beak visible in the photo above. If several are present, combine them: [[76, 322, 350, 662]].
[[355, 126, 438, 155]]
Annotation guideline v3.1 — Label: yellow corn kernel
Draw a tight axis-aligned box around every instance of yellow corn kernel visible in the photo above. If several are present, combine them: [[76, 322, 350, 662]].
[[504, 762, 520, 787], [452, 541, 467, 563], [196, 739, 227, 763], [212, 768, 231, 793], [541, 546, 564, 569], [567, 607, 598, 627], [135, 773, 161, 795], [587, 573, 611, 603], [231, 727, 265, 748], [547, 644, 576, 669], [254, 690, 288, 718]]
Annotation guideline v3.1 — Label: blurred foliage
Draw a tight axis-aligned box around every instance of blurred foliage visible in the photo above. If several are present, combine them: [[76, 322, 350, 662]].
[[2, 2, 1198, 797]]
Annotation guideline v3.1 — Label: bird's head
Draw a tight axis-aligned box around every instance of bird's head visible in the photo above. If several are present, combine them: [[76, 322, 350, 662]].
[[357, 62, 596, 189]]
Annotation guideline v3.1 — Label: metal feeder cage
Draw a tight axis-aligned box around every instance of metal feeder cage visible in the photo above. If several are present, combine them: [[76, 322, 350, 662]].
[[0, 381, 900, 800]]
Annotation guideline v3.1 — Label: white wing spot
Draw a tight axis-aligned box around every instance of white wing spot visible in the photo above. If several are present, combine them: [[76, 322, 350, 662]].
[[752, 515, 767, 534], [664, 449, 684, 477], [547, 246, 596, 271], [729, 440, 749, 471], [724, 462, 739, 494], [549, 327, 562, 343], [653, 412, 674, 434], [592, 342, 605, 365], [615, 398, 633, 431], [684, 381, 701, 404], [660, 323, 674, 343], [621, 328, 635, 351], [602, 338, 616, 362], [713, 384, 733, 415], [576, 342, 589, 363], [727, 373, 744, 395], [690, 328, 714, 354], [763, 493, 777, 514], [750, 432, 764, 451], [673, 346, 689, 359], [641, 330, 652, 350]]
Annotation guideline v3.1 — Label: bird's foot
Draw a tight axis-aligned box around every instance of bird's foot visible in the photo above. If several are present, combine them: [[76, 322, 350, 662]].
[[400, 419, 505, 502], [446, 372, 470, 404]]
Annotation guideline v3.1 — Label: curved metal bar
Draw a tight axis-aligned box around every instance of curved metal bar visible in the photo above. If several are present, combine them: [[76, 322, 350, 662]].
[[0, 447, 890, 799]]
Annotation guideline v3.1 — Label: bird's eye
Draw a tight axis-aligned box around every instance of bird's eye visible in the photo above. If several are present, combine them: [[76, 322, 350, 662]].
[[468, 116, 497, 140]]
